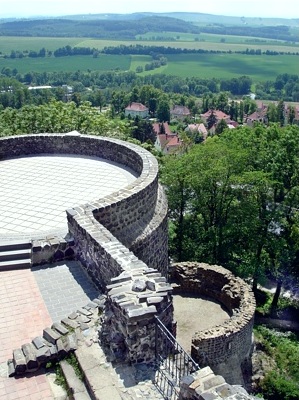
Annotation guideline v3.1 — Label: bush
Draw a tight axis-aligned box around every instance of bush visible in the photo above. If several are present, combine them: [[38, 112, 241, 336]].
[[261, 371, 299, 400]]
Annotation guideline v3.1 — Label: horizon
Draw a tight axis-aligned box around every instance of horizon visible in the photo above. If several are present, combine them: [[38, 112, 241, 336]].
[[0, 0, 298, 20]]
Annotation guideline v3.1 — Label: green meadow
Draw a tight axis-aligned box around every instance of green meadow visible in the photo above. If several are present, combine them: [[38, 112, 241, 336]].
[[137, 53, 299, 82], [0, 54, 131, 73], [1, 36, 298, 55], [0, 36, 298, 82]]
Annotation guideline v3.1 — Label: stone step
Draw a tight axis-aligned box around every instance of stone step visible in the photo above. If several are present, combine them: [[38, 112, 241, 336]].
[[75, 343, 123, 400], [0, 239, 32, 252], [0, 248, 31, 262], [0, 258, 31, 271], [60, 359, 92, 400]]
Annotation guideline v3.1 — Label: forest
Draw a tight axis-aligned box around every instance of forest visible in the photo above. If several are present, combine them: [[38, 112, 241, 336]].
[[0, 14, 297, 42]]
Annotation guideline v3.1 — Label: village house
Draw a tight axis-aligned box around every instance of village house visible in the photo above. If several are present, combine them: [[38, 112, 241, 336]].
[[200, 109, 231, 125], [185, 123, 208, 142], [200, 109, 238, 135], [152, 122, 182, 154], [245, 102, 268, 126], [170, 105, 191, 121], [125, 102, 149, 118]]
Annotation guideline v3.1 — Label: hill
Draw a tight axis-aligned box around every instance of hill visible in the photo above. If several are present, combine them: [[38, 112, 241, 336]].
[[0, 13, 297, 41]]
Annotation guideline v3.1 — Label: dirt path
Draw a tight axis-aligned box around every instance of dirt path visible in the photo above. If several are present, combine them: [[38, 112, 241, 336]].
[[173, 294, 230, 353]]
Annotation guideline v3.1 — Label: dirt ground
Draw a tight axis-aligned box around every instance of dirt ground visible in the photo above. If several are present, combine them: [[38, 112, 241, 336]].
[[173, 294, 230, 352]]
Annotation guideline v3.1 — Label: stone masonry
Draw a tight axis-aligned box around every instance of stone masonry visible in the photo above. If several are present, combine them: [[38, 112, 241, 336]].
[[1, 133, 171, 367], [1, 133, 256, 399], [171, 262, 256, 385]]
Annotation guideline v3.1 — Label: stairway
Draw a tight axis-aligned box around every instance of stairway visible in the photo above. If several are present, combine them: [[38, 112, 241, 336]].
[[60, 358, 92, 400], [0, 239, 32, 270]]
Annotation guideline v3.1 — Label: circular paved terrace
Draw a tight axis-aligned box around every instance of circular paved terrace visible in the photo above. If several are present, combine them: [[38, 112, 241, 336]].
[[0, 154, 138, 239]]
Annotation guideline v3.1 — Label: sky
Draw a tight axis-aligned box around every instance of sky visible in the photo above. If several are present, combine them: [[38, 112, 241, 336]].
[[0, 0, 298, 19]]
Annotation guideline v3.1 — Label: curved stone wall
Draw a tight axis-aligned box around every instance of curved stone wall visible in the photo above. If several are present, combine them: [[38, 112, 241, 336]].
[[171, 262, 256, 385], [1, 133, 173, 368], [0, 133, 168, 274]]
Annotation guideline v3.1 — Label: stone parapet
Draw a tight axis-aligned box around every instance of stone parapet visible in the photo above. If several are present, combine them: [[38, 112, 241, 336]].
[[179, 366, 258, 400], [171, 262, 256, 385], [31, 234, 75, 265], [67, 206, 173, 363]]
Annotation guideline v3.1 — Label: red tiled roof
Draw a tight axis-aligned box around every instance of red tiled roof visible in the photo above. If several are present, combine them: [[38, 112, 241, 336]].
[[125, 102, 148, 112], [201, 109, 230, 120], [153, 122, 173, 136], [171, 105, 191, 116]]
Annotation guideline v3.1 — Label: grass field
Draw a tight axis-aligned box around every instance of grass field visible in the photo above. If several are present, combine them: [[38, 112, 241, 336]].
[[134, 53, 299, 82], [0, 36, 298, 82], [0, 54, 131, 73], [138, 31, 299, 47], [1, 36, 298, 55], [0, 51, 297, 82]]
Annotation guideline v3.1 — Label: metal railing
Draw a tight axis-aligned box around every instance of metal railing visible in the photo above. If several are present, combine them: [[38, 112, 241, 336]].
[[154, 316, 199, 399]]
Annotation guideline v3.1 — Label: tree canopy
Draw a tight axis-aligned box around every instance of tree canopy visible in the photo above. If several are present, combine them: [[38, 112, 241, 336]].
[[161, 123, 299, 306]]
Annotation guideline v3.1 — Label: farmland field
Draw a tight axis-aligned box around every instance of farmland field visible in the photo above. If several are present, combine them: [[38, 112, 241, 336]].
[[135, 53, 299, 81], [0, 54, 131, 73], [0, 51, 297, 82], [1, 36, 299, 55], [138, 31, 299, 47], [0, 36, 298, 82]]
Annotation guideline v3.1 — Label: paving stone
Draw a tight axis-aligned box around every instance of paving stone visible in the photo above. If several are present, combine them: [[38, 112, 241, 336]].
[[0, 155, 137, 237]]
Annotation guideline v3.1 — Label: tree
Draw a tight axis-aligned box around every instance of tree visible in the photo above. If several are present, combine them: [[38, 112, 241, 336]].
[[277, 100, 285, 127], [207, 110, 217, 130], [156, 97, 170, 122], [288, 106, 295, 125], [215, 119, 228, 135], [131, 116, 156, 143], [216, 92, 229, 113]]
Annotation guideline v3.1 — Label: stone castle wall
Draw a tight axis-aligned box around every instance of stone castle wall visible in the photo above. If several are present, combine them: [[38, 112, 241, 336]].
[[0, 133, 168, 274], [171, 262, 256, 385], [0, 133, 171, 365]]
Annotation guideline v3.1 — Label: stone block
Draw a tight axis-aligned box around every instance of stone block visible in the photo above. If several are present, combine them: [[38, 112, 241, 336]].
[[146, 296, 164, 305], [69, 312, 78, 320], [65, 334, 78, 352], [52, 322, 69, 336], [43, 327, 61, 344], [36, 346, 51, 363], [13, 348, 26, 375], [145, 280, 156, 291], [180, 374, 195, 387], [85, 301, 99, 309], [193, 367, 214, 380], [7, 359, 15, 377], [21, 343, 38, 371], [77, 308, 93, 317], [203, 375, 226, 391], [32, 336, 45, 349], [199, 393, 218, 400], [56, 338, 68, 356], [62, 318, 79, 330], [132, 279, 146, 292]]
